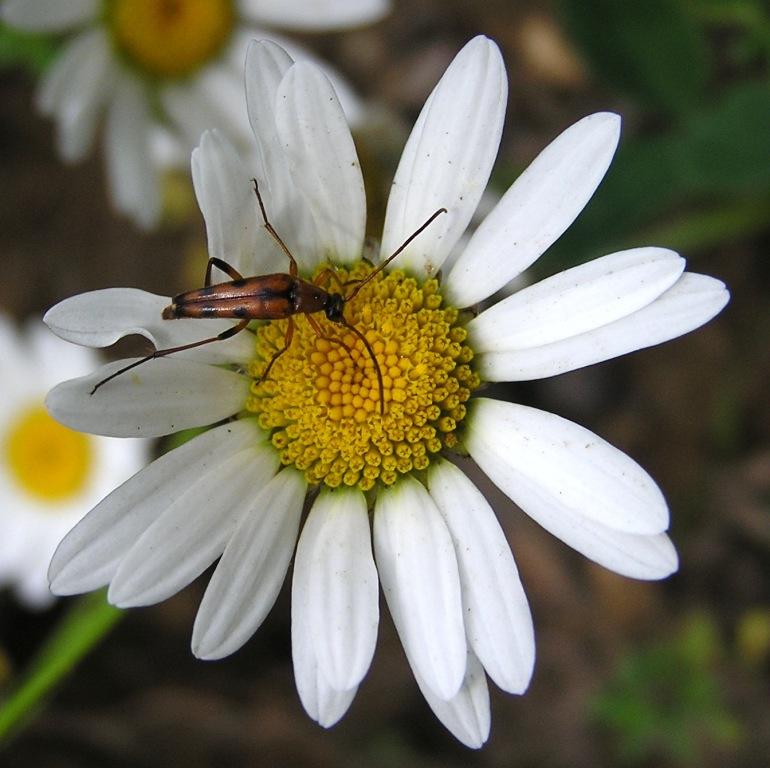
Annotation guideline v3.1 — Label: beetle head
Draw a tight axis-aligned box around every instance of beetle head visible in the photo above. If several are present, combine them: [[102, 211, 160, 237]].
[[324, 293, 345, 323]]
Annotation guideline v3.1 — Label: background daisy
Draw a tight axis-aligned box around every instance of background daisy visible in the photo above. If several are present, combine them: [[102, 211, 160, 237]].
[[0, 0, 388, 228], [0, 312, 147, 608]]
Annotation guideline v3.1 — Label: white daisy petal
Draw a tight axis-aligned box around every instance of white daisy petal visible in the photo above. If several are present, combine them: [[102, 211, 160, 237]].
[[478, 273, 730, 381], [192, 130, 263, 278], [0, 326, 28, 405], [250, 30, 364, 127], [468, 248, 685, 353], [37, 32, 98, 130], [299, 680, 358, 729], [195, 64, 253, 144], [150, 124, 186, 169], [380, 549, 491, 747], [160, 80, 223, 151], [46, 358, 250, 438], [274, 61, 366, 265], [245, 40, 321, 272], [373, 476, 466, 700], [293, 584, 359, 729], [293, 666, 358, 728], [36, 30, 114, 162], [160, 57, 252, 154], [44, 288, 255, 364], [0, 515, 25, 581], [27, 319, 98, 386], [245, 37, 293, 103], [245, 38, 295, 180], [2, 0, 97, 31], [296, 488, 378, 691], [292, 492, 360, 726], [104, 74, 160, 229], [108, 443, 278, 607], [0, 317, 149, 610], [238, 0, 388, 31], [428, 460, 535, 694], [412, 650, 491, 749], [466, 399, 669, 536], [445, 112, 621, 306], [38, 33, 90, 117], [49, 420, 262, 594], [224, 27, 256, 71], [563, 526, 678, 580], [380, 36, 506, 277], [466, 404, 679, 579], [487, 472, 678, 579], [17, 567, 57, 610], [192, 468, 307, 660]]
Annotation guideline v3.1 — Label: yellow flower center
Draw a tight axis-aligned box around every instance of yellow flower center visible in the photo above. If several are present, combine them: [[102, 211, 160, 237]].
[[3, 405, 93, 503], [246, 265, 479, 491], [107, 0, 235, 79]]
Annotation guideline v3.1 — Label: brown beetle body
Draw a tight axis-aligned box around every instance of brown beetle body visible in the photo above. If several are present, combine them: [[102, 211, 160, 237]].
[[162, 273, 331, 321]]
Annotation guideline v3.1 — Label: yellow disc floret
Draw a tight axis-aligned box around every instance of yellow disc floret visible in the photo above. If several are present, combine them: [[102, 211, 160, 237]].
[[107, 0, 235, 79], [4, 405, 93, 503], [246, 265, 479, 491]]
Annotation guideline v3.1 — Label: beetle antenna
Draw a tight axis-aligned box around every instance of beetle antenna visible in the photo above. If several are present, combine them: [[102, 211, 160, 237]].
[[89, 319, 249, 395], [346, 207, 447, 301]]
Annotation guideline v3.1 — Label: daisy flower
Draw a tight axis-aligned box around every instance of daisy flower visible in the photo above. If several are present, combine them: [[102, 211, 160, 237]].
[[43, 37, 729, 747], [0, 313, 146, 609], [1, 0, 388, 228]]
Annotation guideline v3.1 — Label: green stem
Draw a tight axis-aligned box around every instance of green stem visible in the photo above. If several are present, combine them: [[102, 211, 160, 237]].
[[0, 592, 123, 745]]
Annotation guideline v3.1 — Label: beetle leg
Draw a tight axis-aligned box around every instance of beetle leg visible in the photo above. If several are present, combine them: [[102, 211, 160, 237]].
[[205, 257, 244, 287], [252, 178, 299, 278], [315, 268, 372, 294], [258, 316, 295, 383], [313, 268, 345, 292], [90, 319, 250, 395]]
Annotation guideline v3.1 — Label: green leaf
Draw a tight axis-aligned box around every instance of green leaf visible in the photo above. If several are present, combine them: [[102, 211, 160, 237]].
[[558, 0, 710, 115], [690, 0, 770, 59], [591, 615, 743, 765], [542, 80, 770, 270], [676, 81, 770, 194], [0, 23, 58, 74]]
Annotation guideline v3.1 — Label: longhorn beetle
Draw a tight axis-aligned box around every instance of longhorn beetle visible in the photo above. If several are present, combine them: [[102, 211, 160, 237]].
[[91, 180, 447, 415]]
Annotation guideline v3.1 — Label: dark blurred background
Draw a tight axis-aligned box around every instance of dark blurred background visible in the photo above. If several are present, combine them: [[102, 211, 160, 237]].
[[1, 0, 769, 766]]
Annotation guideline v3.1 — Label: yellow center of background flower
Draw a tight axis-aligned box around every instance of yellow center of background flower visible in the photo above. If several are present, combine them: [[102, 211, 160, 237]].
[[4, 405, 93, 503], [246, 266, 479, 491], [108, 0, 234, 79]]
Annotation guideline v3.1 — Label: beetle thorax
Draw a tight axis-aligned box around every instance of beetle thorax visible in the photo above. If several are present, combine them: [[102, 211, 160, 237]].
[[291, 279, 329, 315]]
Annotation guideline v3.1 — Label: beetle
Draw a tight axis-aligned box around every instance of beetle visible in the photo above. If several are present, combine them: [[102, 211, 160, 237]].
[[90, 180, 447, 415]]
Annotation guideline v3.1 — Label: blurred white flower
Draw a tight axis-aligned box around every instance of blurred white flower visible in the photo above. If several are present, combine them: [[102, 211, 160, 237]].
[[44, 37, 728, 746], [0, 313, 147, 608], [1, 0, 388, 228]]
